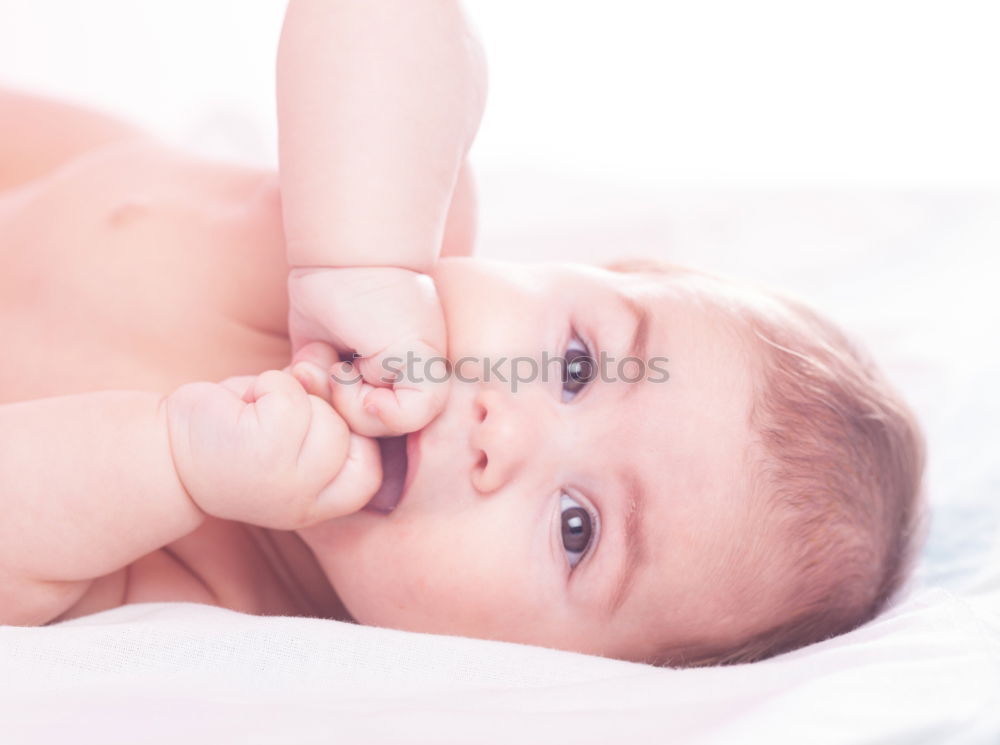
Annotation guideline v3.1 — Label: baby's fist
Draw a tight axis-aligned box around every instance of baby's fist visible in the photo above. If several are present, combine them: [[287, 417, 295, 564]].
[[165, 370, 381, 530], [287, 266, 449, 438]]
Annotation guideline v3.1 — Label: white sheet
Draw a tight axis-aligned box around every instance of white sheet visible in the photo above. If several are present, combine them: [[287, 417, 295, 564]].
[[1, 583, 998, 744]]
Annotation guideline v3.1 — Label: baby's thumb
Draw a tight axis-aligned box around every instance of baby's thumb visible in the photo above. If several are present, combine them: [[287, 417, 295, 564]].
[[288, 341, 341, 400]]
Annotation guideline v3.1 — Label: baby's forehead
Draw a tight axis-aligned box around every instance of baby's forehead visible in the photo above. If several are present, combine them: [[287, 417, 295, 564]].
[[590, 274, 760, 621], [551, 261, 735, 311]]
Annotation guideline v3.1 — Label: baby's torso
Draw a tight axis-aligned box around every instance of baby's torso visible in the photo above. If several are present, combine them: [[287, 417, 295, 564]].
[[0, 140, 292, 399], [0, 140, 345, 622]]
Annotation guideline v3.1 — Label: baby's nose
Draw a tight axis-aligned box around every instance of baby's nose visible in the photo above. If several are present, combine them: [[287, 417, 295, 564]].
[[469, 388, 536, 494]]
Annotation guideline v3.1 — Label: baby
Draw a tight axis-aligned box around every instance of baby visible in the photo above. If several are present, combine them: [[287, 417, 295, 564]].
[[0, 1, 926, 668]]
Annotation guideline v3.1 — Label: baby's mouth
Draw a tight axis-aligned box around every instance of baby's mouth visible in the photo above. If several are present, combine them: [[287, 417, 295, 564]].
[[363, 436, 409, 514]]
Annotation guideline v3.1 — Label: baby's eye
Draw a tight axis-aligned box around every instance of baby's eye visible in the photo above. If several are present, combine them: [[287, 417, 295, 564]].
[[560, 492, 598, 570], [561, 335, 596, 402]]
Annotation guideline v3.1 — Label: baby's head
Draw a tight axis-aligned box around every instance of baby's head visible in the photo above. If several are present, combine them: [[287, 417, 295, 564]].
[[299, 257, 927, 667]]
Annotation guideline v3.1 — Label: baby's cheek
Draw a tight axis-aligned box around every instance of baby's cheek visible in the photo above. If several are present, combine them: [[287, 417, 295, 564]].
[[334, 537, 466, 633], [305, 492, 534, 639]]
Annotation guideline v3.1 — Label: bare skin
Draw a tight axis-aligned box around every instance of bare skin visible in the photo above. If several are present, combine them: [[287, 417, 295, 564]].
[[0, 90, 770, 667], [0, 89, 474, 625]]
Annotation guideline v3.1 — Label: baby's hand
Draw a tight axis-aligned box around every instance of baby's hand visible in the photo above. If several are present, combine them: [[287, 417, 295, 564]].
[[287, 266, 449, 438], [164, 368, 381, 530]]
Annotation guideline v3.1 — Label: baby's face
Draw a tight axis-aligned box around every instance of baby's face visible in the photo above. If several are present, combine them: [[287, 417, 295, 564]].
[[299, 258, 761, 662]]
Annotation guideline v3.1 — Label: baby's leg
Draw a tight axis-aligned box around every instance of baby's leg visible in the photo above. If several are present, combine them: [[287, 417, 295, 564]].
[[0, 87, 147, 192]]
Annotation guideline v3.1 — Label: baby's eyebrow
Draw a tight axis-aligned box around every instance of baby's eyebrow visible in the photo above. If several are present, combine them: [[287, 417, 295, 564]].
[[594, 290, 652, 617], [603, 470, 649, 617], [616, 291, 651, 398]]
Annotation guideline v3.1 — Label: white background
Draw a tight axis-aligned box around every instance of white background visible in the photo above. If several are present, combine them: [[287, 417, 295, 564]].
[[2, 0, 999, 186]]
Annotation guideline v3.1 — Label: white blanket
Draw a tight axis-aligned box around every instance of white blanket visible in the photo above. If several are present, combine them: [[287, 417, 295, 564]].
[[1, 581, 998, 745]]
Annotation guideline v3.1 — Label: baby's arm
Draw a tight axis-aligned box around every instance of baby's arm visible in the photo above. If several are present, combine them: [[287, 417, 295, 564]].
[[276, 0, 486, 436], [0, 365, 379, 626], [276, 0, 486, 271], [0, 391, 202, 625]]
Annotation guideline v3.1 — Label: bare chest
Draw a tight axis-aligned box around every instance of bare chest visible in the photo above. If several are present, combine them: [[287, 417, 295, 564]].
[[0, 141, 292, 403], [0, 142, 328, 620]]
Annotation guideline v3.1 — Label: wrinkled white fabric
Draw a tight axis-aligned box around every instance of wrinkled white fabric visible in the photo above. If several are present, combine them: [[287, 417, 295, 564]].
[[0, 582, 998, 745]]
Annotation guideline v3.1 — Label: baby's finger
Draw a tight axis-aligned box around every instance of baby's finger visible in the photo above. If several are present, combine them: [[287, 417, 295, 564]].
[[288, 341, 340, 400], [365, 377, 450, 436], [289, 341, 340, 401], [355, 340, 451, 436], [327, 361, 389, 438], [292, 340, 341, 370], [248, 370, 309, 423], [290, 361, 328, 399], [311, 432, 383, 521]]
